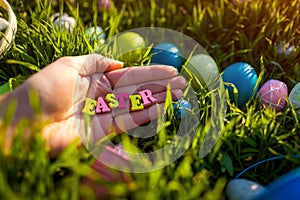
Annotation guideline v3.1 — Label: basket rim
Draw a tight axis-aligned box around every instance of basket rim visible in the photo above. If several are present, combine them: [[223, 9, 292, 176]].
[[0, 0, 17, 56]]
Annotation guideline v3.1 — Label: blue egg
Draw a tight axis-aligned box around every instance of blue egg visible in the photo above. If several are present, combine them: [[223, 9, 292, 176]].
[[222, 62, 258, 107], [226, 179, 268, 200], [173, 100, 192, 118], [150, 43, 182, 71], [253, 167, 300, 200]]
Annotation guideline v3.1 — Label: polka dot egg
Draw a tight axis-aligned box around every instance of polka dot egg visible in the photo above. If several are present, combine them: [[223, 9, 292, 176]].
[[258, 79, 288, 112]]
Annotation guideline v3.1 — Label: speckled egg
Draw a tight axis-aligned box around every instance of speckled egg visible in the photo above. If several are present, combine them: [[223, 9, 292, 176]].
[[289, 83, 300, 119], [258, 79, 288, 112], [222, 62, 258, 107]]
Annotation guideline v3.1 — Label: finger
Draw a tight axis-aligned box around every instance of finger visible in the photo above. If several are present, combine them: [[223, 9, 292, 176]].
[[77, 54, 123, 76], [112, 76, 186, 95], [105, 65, 178, 88], [94, 145, 131, 172], [85, 74, 113, 99], [109, 89, 183, 117], [113, 103, 165, 133]]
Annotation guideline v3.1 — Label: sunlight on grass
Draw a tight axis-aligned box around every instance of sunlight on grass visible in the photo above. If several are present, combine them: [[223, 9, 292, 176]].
[[0, 0, 299, 199]]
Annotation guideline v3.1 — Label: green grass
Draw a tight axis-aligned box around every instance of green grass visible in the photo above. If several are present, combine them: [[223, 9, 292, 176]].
[[0, 0, 300, 199]]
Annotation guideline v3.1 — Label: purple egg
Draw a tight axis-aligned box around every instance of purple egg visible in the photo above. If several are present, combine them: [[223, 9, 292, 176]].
[[98, 0, 111, 9]]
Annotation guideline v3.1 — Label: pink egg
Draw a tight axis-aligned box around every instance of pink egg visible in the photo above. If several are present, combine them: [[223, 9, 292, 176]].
[[258, 79, 288, 112]]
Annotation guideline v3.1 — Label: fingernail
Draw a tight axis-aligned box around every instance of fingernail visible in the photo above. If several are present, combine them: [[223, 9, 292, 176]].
[[106, 58, 123, 68]]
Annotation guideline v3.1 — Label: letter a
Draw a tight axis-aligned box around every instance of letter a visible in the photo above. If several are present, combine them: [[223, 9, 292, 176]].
[[96, 96, 111, 113]]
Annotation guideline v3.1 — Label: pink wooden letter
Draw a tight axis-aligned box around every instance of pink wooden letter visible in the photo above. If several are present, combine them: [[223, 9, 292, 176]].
[[115, 93, 129, 109], [138, 89, 157, 106], [96, 96, 111, 113]]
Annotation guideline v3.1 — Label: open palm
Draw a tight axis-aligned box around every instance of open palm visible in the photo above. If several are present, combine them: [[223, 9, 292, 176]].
[[25, 54, 186, 155]]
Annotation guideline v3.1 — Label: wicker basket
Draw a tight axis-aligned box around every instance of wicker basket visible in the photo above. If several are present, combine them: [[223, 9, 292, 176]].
[[0, 0, 17, 56]]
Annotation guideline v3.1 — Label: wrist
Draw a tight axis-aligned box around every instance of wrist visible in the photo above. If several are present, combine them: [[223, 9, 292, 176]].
[[0, 82, 36, 125]]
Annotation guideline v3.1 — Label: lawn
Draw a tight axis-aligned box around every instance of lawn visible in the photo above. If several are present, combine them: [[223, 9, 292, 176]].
[[0, 0, 299, 199]]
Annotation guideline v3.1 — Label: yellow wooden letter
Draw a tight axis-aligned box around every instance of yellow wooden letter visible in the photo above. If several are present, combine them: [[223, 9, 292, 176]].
[[105, 93, 119, 108], [130, 94, 144, 111], [82, 97, 97, 115]]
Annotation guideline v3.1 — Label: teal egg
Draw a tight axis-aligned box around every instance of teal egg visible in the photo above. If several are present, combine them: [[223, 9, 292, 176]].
[[150, 43, 182, 71], [222, 62, 258, 107]]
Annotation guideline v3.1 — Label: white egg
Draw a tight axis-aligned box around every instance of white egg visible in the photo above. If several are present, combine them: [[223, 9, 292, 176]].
[[86, 26, 106, 43], [51, 13, 76, 32], [226, 179, 268, 200], [276, 41, 295, 56]]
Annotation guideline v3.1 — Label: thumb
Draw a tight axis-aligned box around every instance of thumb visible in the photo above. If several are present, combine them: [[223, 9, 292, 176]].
[[78, 54, 123, 76]]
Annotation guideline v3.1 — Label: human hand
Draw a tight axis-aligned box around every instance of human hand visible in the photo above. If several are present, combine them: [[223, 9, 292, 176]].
[[1, 54, 186, 155]]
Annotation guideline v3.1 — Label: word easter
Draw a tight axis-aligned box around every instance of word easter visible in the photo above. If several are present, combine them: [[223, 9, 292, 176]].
[[82, 89, 157, 115]]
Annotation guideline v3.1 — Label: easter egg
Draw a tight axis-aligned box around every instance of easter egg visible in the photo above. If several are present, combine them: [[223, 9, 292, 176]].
[[86, 26, 106, 44], [253, 167, 300, 200], [276, 41, 295, 56], [51, 13, 75, 32], [258, 79, 288, 112], [289, 83, 300, 119], [114, 32, 146, 63], [150, 43, 182, 71], [226, 179, 268, 200], [98, 0, 111, 9], [173, 100, 192, 119], [183, 54, 219, 89], [222, 62, 258, 107]]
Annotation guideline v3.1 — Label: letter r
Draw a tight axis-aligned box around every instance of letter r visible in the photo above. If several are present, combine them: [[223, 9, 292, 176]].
[[138, 89, 157, 106]]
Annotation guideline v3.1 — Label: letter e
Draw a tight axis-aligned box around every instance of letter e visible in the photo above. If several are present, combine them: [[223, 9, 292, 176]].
[[82, 98, 97, 115], [130, 94, 144, 111]]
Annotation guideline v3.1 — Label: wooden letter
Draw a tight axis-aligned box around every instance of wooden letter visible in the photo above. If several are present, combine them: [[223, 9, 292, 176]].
[[138, 89, 157, 106], [105, 93, 119, 108], [96, 96, 111, 113], [130, 94, 144, 111], [82, 97, 97, 115], [115, 93, 129, 109]]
